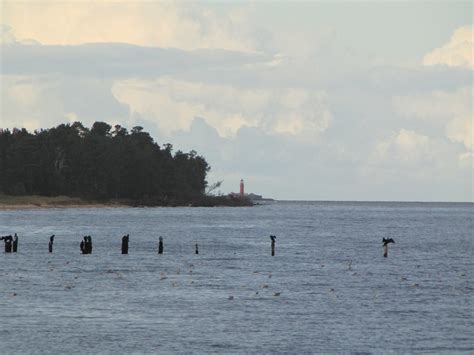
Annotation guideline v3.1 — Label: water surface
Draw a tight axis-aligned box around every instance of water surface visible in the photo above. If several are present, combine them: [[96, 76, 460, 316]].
[[0, 201, 472, 353]]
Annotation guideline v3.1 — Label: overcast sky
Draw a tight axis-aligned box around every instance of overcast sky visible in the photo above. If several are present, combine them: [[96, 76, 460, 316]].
[[1, 1, 472, 202]]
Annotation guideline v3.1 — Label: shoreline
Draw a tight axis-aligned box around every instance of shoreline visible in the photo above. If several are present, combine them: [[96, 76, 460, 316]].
[[0, 203, 128, 210], [0, 195, 128, 210], [0, 194, 254, 210]]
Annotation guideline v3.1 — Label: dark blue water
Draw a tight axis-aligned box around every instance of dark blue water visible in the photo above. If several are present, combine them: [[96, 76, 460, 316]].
[[0, 201, 472, 353]]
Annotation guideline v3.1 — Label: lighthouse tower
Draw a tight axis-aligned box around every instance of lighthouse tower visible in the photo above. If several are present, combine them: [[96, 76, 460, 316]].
[[240, 179, 245, 197]]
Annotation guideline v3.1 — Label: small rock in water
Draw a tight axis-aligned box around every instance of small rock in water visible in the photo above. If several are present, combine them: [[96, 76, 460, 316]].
[[228, 295, 234, 300], [12, 293, 17, 297]]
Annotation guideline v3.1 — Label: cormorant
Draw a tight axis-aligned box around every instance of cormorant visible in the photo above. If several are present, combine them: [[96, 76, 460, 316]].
[[382, 237, 395, 247]]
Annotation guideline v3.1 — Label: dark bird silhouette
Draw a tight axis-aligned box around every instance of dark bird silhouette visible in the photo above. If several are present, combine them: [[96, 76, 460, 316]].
[[270, 235, 276, 242], [382, 238, 395, 246]]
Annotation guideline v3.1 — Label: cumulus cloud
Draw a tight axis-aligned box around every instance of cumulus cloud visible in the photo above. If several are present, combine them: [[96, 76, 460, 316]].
[[0, 74, 129, 130], [393, 86, 473, 149], [1, 75, 63, 130], [112, 78, 332, 138], [1, 1, 257, 52], [359, 128, 473, 201], [371, 129, 430, 165], [0, 24, 15, 44], [423, 25, 474, 69]]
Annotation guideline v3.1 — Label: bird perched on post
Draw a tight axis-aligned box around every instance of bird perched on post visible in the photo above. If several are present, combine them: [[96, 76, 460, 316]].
[[270, 235, 276, 242], [382, 237, 395, 246]]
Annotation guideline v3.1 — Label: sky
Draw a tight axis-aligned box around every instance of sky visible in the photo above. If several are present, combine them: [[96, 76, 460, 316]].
[[0, 0, 472, 202]]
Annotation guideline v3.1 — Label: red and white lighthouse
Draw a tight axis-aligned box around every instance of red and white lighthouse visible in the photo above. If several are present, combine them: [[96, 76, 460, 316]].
[[239, 179, 245, 197]]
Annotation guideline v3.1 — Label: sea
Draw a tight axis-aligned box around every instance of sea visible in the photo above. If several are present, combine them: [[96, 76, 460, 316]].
[[0, 201, 472, 353]]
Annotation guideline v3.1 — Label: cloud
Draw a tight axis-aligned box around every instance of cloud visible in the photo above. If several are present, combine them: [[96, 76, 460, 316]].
[[168, 117, 343, 199], [359, 128, 472, 201], [1, 2, 257, 52], [393, 86, 473, 149], [0, 74, 129, 130], [1, 42, 270, 77], [0, 24, 15, 44], [1, 75, 62, 130], [366, 65, 471, 94], [0, 24, 40, 45], [423, 25, 474, 69], [112, 77, 332, 138], [371, 129, 430, 165]]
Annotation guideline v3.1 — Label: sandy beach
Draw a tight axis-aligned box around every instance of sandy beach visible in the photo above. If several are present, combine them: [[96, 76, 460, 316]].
[[0, 203, 125, 210], [0, 195, 127, 210]]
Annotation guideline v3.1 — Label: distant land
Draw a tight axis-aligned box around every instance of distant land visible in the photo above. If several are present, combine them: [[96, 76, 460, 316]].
[[227, 179, 274, 203], [0, 122, 252, 208]]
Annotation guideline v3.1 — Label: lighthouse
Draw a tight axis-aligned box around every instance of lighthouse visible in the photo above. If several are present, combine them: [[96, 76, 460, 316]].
[[240, 179, 245, 197]]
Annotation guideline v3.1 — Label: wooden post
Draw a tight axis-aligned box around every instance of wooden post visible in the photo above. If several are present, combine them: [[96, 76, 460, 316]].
[[80, 238, 86, 254], [12, 234, 18, 253], [80, 236, 92, 254], [81, 236, 93, 254], [158, 237, 164, 254], [49, 235, 55, 253], [270, 235, 276, 256], [382, 237, 395, 258], [4, 236, 12, 253], [87, 236, 93, 254], [195, 243, 199, 255], [122, 234, 129, 254]]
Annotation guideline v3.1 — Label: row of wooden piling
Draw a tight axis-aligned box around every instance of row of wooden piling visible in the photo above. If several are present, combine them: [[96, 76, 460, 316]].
[[0, 234, 18, 253], [0, 234, 204, 255], [1, 234, 396, 256], [1, 234, 277, 256]]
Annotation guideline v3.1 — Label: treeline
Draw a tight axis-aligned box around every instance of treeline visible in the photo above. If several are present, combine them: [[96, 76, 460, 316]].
[[0, 121, 229, 206]]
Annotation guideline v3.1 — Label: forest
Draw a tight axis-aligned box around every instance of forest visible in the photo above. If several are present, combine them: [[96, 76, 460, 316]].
[[0, 121, 249, 206]]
